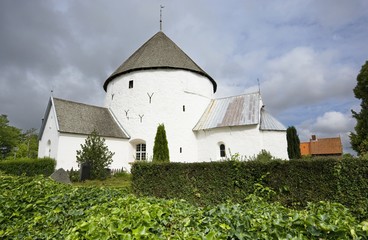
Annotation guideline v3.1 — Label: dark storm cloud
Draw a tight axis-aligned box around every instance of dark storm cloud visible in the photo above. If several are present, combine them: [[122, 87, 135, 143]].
[[0, 0, 367, 156]]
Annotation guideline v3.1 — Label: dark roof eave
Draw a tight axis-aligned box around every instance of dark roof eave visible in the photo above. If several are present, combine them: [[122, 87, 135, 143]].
[[260, 129, 287, 132], [103, 67, 217, 93], [58, 130, 130, 139], [193, 123, 258, 131]]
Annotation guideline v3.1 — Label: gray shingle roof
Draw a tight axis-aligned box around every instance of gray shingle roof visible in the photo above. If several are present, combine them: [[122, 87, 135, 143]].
[[52, 98, 129, 138], [193, 92, 260, 131], [103, 31, 217, 92]]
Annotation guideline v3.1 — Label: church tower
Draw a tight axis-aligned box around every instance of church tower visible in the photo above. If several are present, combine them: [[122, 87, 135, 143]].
[[104, 31, 217, 163]]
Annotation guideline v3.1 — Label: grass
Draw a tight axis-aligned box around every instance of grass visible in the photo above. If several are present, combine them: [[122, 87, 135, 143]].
[[72, 173, 132, 190]]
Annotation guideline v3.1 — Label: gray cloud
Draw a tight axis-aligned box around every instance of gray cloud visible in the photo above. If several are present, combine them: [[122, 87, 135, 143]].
[[0, 0, 367, 156]]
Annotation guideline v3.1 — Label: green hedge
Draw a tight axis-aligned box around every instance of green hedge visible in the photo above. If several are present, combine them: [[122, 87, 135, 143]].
[[337, 158, 368, 220], [132, 157, 368, 220], [0, 157, 56, 176]]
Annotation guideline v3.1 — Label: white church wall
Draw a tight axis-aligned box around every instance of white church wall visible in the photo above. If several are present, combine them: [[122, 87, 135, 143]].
[[196, 125, 264, 161], [56, 133, 130, 171], [105, 69, 214, 164], [261, 131, 289, 160], [196, 126, 288, 161], [38, 103, 59, 161]]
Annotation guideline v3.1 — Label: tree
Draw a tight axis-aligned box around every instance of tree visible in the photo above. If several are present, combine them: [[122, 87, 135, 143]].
[[76, 130, 114, 180], [0, 114, 21, 159], [350, 61, 368, 155], [17, 128, 39, 158], [286, 126, 301, 159], [152, 124, 170, 163]]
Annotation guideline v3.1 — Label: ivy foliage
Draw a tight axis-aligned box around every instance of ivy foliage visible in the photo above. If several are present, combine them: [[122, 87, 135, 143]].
[[152, 124, 170, 163], [76, 130, 114, 180], [1, 173, 367, 239]]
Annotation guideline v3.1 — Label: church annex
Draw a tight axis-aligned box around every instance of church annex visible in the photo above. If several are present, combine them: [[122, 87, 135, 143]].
[[38, 31, 288, 171]]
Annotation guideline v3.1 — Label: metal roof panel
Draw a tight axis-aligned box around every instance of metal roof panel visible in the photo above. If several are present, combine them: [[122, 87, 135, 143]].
[[259, 109, 286, 131], [193, 92, 260, 130]]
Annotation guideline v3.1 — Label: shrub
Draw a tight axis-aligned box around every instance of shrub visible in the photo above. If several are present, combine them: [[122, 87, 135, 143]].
[[68, 168, 80, 182], [132, 156, 368, 220], [76, 130, 114, 180], [249, 149, 277, 162], [152, 124, 170, 163], [0, 157, 55, 176]]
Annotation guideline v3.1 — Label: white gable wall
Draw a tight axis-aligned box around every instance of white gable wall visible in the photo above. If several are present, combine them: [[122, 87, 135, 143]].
[[56, 133, 130, 171], [38, 102, 59, 160]]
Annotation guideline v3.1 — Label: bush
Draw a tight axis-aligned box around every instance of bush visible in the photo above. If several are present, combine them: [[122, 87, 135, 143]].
[[0, 157, 56, 176], [132, 156, 368, 220], [152, 124, 170, 163], [76, 130, 114, 180], [2, 174, 366, 239], [68, 168, 80, 182]]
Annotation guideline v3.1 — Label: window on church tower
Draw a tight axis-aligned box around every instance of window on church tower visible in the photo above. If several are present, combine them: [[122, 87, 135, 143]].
[[129, 80, 134, 89], [136, 143, 146, 160], [220, 144, 226, 158]]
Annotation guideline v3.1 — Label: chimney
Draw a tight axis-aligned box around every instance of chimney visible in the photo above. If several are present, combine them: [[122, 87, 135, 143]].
[[311, 135, 317, 141]]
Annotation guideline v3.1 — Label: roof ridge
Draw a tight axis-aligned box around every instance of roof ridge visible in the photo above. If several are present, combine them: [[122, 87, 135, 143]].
[[103, 31, 217, 92], [53, 97, 104, 109], [214, 91, 260, 101]]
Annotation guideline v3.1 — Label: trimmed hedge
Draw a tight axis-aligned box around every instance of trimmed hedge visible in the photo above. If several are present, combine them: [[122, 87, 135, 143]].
[[132, 157, 368, 220], [338, 158, 368, 220], [0, 157, 56, 176]]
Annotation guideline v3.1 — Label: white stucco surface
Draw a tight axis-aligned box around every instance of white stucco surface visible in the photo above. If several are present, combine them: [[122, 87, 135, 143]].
[[38, 100, 59, 160], [196, 125, 288, 161], [105, 69, 214, 163], [56, 133, 129, 171]]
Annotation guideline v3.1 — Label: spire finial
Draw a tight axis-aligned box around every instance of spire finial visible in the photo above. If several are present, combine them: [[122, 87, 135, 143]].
[[160, 5, 164, 31]]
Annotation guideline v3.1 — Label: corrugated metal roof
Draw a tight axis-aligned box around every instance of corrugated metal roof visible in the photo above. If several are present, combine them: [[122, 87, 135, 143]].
[[104, 31, 217, 92], [259, 109, 287, 131], [193, 92, 260, 131]]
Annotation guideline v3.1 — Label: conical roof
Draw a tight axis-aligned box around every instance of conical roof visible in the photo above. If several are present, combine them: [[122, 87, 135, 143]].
[[103, 31, 217, 92]]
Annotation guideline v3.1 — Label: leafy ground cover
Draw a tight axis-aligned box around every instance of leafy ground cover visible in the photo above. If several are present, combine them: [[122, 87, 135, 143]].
[[1, 173, 367, 239]]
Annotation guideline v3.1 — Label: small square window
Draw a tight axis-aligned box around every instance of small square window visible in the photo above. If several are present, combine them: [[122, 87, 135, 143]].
[[129, 80, 134, 89]]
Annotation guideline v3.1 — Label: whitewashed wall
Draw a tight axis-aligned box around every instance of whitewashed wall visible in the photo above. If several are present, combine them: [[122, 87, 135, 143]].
[[195, 125, 288, 161], [38, 101, 59, 160], [260, 130, 288, 159], [104, 69, 214, 163], [56, 133, 129, 171]]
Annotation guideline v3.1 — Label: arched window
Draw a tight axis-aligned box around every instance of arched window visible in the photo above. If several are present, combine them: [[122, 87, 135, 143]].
[[220, 144, 226, 158], [136, 143, 146, 160]]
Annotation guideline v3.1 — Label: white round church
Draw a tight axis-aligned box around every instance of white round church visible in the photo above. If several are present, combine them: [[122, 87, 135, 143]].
[[38, 31, 288, 171]]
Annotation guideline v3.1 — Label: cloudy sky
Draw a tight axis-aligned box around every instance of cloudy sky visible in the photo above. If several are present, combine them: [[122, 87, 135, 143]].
[[1, 0, 367, 154]]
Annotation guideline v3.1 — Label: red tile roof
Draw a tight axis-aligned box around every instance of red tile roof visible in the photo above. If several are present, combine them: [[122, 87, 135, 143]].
[[300, 136, 342, 156]]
